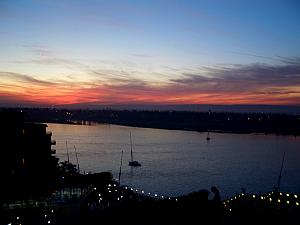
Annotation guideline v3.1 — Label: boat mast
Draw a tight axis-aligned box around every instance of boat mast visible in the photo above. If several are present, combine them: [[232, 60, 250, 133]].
[[130, 132, 133, 162], [277, 151, 285, 191], [74, 145, 80, 173], [118, 150, 123, 184], [65, 141, 70, 163]]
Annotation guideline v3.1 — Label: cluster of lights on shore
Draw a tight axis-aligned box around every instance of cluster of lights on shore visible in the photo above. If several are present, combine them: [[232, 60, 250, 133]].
[[223, 191, 299, 212], [93, 183, 178, 202], [7, 209, 54, 225], [6, 184, 299, 225]]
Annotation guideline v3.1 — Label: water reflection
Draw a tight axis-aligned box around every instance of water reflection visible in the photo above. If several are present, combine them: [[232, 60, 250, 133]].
[[47, 123, 300, 198]]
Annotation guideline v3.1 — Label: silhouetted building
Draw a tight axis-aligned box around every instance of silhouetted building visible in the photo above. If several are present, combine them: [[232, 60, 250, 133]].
[[0, 110, 58, 199]]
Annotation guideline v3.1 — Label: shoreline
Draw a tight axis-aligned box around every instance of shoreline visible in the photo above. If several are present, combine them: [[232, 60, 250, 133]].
[[44, 120, 299, 137]]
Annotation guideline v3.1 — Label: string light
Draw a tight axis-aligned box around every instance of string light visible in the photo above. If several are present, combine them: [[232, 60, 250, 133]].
[[296, 202, 299, 206], [287, 201, 289, 204], [286, 194, 290, 197], [269, 198, 272, 201], [295, 195, 298, 198], [47, 220, 51, 224], [278, 199, 281, 203]]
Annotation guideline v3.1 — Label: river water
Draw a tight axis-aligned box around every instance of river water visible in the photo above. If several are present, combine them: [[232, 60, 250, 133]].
[[47, 123, 300, 199]]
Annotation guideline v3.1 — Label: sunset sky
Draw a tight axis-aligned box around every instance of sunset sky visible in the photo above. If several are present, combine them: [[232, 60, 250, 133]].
[[0, 0, 300, 107]]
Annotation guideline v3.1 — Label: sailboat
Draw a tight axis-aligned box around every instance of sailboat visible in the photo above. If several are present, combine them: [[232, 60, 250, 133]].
[[206, 131, 211, 141], [128, 132, 141, 167]]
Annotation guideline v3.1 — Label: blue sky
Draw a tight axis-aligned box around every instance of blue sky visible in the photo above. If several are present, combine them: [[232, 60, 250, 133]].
[[0, 0, 300, 106]]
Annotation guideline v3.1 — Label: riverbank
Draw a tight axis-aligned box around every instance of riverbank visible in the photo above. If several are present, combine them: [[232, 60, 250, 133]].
[[12, 107, 300, 136], [1, 174, 299, 225]]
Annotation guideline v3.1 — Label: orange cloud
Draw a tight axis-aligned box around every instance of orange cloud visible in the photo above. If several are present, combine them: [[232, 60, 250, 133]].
[[0, 59, 300, 107]]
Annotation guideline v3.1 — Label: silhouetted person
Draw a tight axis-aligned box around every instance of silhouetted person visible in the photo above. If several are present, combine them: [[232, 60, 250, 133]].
[[211, 186, 221, 203], [210, 186, 223, 224], [241, 188, 246, 195]]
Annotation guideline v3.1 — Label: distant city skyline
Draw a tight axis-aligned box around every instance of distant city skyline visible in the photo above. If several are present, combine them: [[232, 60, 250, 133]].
[[0, 0, 300, 107]]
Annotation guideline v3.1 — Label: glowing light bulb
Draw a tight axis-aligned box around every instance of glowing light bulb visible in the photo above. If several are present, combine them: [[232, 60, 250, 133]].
[[48, 220, 50, 224], [175, 198, 178, 202], [296, 202, 299, 206], [44, 215, 47, 218], [287, 201, 290, 204], [98, 194, 101, 197], [114, 184, 116, 187], [117, 198, 120, 201], [108, 184, 111, 187], [51, 210, 54, 213], [17, 217, 19, 220], [295, 195, 298, 198], [278, 199, 281, 203], [280, 193, 282, 196], [142, 191, 144, 194], [154, 194, 158, 197], [252, 195, 255, 198], [125, 187, 128, 189], [148, 192, 151, 195], [286, 194, 290, 197], [94, 187, 97, 190], [261, 196, 263, 200], [269, 198, 272, 201]]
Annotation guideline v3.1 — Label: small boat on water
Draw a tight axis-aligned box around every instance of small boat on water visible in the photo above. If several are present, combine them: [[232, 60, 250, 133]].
[[206, 131, 211, 141], [128, 132, 141, 167]]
